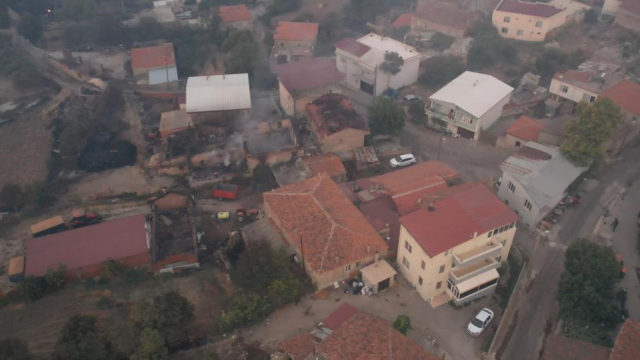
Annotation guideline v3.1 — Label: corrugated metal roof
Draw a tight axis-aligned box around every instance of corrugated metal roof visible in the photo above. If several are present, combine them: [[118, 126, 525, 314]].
[[186, 74, 251, 113], [148, 67, 178, 85], [30, 216, 65, 235]]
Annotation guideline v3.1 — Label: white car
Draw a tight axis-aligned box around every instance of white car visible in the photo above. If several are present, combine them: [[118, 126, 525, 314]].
[[390, 154, 417, 168], [467, 308, 494, 337]]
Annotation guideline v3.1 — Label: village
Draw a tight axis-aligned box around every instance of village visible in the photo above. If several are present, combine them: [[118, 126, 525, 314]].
[[0, 0, 639, 359]]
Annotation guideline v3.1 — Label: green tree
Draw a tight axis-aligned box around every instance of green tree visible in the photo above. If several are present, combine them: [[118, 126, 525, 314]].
[[420, 55, 465, 88], [130, 300, 161, 329], [466, 18, 517, 70], [131, 328, 167, 360], [56, 315, 111, 360], [96, 17, 127, 46], [1, 183, 25, 212], [558, 239, 622, 326], [380, 51, 404, 90], [0, 338, 34, 360], [61, 0, 95, 21], [152, 291, 195, 336], [393, 315, 411, 335], [343, 0, 390, 32], [18, 276, 45, 301], [368, 97, 405, 136], [217, 294, 272, 330], [98, 87, 125, 116], [561, 98, 622, 166], [23, 182, 56, 207], [292, 12, 316, 22], [132, 17, 165, 42], [220, 29, 254, 52], [535, 48, 585, 77], [268, 278, 302, 306], [428, 32, 455, 50], [100, 313, 140, 357], [44, 264, 66, 292], [231, 240, 292, 291], [408, 100, 426, 124], [11, 67, 48, 89], [17, 14, 43, 43]]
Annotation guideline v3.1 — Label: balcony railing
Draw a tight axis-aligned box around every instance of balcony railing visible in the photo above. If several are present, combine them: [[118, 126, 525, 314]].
[[424, 108, 476, 132], [449, 257, 500, 284], [453, 241, 503, 268]]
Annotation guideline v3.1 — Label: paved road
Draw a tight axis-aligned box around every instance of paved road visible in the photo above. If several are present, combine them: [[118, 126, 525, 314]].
[[494, 139, 640, 360]]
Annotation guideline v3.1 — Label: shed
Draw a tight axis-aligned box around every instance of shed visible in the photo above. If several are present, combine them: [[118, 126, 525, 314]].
[[361, 259, 397, 294], [8, 256, 25, 282], [30, 216, 66, 237]]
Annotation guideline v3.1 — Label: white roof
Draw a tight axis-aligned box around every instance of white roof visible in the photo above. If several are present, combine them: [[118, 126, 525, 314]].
[[356, 33, 421, 69], [186, 74, 251, 113], [153, 7, 176, 23], [361, 259, 397, 285], [429, 71, 514, 118]]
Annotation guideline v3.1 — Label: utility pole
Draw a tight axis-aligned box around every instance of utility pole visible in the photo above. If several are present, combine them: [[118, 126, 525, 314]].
[[437, 136, 444, 161]]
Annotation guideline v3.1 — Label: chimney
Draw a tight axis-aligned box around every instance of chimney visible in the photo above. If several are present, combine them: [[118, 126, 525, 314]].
[[473, 231, 477, 239], [375, 251, 379, 263], [367, 245, 371, 254], [428, 203, 435, 211]]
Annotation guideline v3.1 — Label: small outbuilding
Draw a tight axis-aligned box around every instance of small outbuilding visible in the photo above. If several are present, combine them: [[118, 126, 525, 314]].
[[160, 109, 193, 139], [8, 256, 25, 282], [361, 259, 397, 294]]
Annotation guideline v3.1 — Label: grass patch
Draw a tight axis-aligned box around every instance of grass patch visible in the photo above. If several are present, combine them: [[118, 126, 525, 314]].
[[495, 256, 524, 309], [561, 319, 617, 347]]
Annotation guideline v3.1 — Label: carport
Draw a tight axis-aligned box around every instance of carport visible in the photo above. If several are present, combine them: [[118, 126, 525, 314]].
[[361, 259, 397, 294]]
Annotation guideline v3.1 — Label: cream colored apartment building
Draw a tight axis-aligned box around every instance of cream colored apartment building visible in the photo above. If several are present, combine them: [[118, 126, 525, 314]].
[[492, 0, 567, 42]]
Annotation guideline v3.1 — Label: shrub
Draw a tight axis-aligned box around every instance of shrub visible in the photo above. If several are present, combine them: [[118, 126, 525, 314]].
[[393, 315, 411, 334]]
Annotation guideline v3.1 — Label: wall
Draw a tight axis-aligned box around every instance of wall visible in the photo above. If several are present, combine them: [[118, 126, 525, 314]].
[[615, 10, 640, 32], [497, 172, 541, 227], [221, 19, 254, 31], [411, 17, 465, 39], [274, 39, 316, 61], [279, 82, 296, 116], [66, 251, 152, 281], [336, 51, 365, 91], [498, 133, 530, 149], [492, 9, 567, 42], [279, 81, 342, 117], [375, 56, 421, 96], [549, 78, 598, 104], [479, 92, 513, 130], [602, 0, 621, 16], [320, 128, 369, 153]]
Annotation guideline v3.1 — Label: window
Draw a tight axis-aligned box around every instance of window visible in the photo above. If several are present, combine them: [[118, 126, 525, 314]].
[[509, 222, 515, 229], [345, 264, 351, 271], [452, 262, 455, 268], [356, 261, 362, 268], [504, 16, 510, 22], [515, 141, 521, 147], [445, 249, 452, 256], [535, 21, 543, 27], [496, 256, 502, 262], [508, 181, 516, 193], [524, 199, 532, 211], [403, 257, 410, 269], [501, 240, 507, 247], [421, 260, 426, 270], [589, 96, 596, 103], [501, 27, 508, 34], [436, 281, 442, 290], [517, 29, 524, 36], [405, 241, 413, 254], [560, 85, 569, 93], [340, 56, 346, 63], [419, 276, 423, 286], [280, 42, 284, 47], [439, 265, 445, 274]]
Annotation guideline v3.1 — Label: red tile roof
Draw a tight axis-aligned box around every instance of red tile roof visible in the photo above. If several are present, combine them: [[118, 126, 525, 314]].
[[543, 335, 610, 360], [496, 1, 564, 18], [153, 193, 188, 211], [610, 319, 640, 360], [415, 3, 478, 31], [25, 214, 149, 277], [335, 37, 372, 57], [507, 116, 546, 142], [555, 69, 595, 83], [218, 5, 253, 23], [264, 175, 388, 274], [316, 310, 439, 360], [302, 153, 347, 179], [274, 21, 319, 41], [281, 332, 317, 360], [393, 13, 414, 29], [400, 184, 519, 257], [321, 302, 358, 330], [130, 43, 176, 71], [307, 94, 370, 140], [620, 0, 640, 16], [601, 80, 640, 116], [359, 197, 401, 252], [276, 57, 344, 92]]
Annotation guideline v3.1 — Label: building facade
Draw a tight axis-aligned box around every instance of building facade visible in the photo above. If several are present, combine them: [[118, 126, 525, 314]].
[[614, 0, 640, 32], [492, 0, 567, 42], [273, 21, 319, 64], [218, 5, 254, 31]]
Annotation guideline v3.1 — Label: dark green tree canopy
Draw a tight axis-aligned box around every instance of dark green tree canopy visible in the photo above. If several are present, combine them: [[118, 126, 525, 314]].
[[420, 55, 465, 88], [368, 97, 406, 136], [0, 338, 34, 360]]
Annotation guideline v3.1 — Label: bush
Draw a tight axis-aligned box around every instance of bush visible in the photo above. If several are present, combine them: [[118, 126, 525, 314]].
[[217, 294, 272, 331], [393, 315, 411, 334], [17, 14, 43, 43], [19, 276, 46, 301], [420, 55, 465, 88], [11, 67, 48, 89], [429, 32, 455, 50], [466, 18, 517, 70], [45, 264, 67, 292]]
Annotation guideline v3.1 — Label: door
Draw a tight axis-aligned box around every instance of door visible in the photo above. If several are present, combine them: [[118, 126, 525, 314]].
[[276, 54, 288, 64], [360, 81, 374, 95], [378, 278, 390, 292], [457, 127, 475, 139]]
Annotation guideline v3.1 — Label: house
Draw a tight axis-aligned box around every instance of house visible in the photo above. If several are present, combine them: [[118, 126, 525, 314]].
[[130, 43, 178, 85], [602, 0, 622, 18], [280, 304, 439, 360], [397, 183, 519, 305], [601, 80, 640, 154], [547, 61, 626, 115], [610, 318, 640, 360], [218, 5, 253, 31], [502, 72, 548, 118], [275, 57, 344, 117], [498, 142, 588, 227], [501, 115, 546, 148], [492, 0, 567, 42], [25, 214, 151, 281], [271, 153, 347, 187], [244, 119, 302, 171], [614, 0, 640, 32], [306, 93, 370, 153], [185, 74, 251, 122], [335, 33, 421, 96], [273, 21, 319, 64], [159, 109, 193, 139], [263, 174, 389, 289], [411, 2, 478, 39], [425, 71, 514, 140]]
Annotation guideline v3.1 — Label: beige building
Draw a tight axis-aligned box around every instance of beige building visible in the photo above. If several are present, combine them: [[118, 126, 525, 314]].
[[273, 21, 319, 64], [492, 0, 567, 42], [396, 184, 519, 305], [412, 2, 478, 39], [614, 0, 640, 32]]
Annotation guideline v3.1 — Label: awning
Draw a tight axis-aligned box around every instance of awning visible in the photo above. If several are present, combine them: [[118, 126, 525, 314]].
[[455, 268, 499, 293], [361, 260, 397, 286]]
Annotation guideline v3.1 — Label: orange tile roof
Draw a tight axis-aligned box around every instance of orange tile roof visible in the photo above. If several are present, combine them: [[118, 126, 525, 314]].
[[307, 94, 370, 140], [130, 43, 175, 70], [274, 21, 319, 41], [302, 154, 347, 179], [610, 319, 640, 360], [219, 5, 253, 23], [601, 80, 640, 116], [281, 332, 317, 360], [543, 335, 610, 360], [316, 310, 439, 360], [415, 2, 478, 31], [264, 175, 388, 274], [392, 13, 414, 29], [507, 116, 545, 142]]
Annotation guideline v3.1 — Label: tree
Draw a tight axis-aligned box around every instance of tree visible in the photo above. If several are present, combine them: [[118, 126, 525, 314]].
[[343, 0, 390, 32], [100, 313, 140, 357], [61, 0, 95, 21], [152, 291, 195, 336], [0, 338, 34, 360], [18, 276, 45, 301], [56, 315, 111, 360], [428, 32, 455, 50], [96, 17, 127, 46], [380, 51, 404, 90], [1, 183, 25, 213], [225, 41, 259, 74], [130, 301, 161, 329], [44, 264, 66, 292], [17, 14, 43, 43], [132, 17, 165, 42], [231, 240, 292, 291], [584, 8, 598, 24], [220, 29, 254, 52], [130, 328, 167, 360], [98, 87, 125, 116], [23, 182, 56, 207], [420, 55, 465, 88], [535, 48, 585, 77], [268, 278, 302, 306], [466, 18, 517, 70], [217, 294, 272, 330], [408, 100, 426, 124], [393, 315, 411, 335], [368, 97, 405, 136], [558, 239, 622, 326], [11, 67, 48, 89], [561, 98, 622, 166]]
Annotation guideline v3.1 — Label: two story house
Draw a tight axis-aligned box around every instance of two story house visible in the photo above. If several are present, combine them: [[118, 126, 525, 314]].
[[396, 184, 519, 305], [273, 21, 319, 64], [335, 33, 421, 97], [218, 5, 254, 31], [492, 0, 567, 42], [425, 71, 514, 140]]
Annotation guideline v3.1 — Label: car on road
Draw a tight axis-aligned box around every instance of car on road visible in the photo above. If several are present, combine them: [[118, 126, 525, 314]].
[[390, 154, 417, 168], [403, 94, 422, 102], [467, 308, 494, 337]]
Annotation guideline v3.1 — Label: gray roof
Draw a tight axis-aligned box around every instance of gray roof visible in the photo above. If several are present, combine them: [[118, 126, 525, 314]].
[[500, 142, 587, 209], [186, 74, 251, 113]]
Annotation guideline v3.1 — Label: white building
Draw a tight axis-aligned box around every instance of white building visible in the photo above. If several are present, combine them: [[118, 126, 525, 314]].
[[186, 74, 251, 121], [425, 71, 514, 140], [498, 142, 587, 228], [335, 34, 421, 97]]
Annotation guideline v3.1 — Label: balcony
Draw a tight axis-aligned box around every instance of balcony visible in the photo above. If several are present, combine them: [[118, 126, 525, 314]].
[[449, 257, 500, 284], [424, 107, 476, 132], [452, 241, 503, 268]]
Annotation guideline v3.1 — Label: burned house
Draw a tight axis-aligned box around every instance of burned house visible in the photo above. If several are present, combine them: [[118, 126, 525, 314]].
[[243, 118, 303, 171], [271, 153, 347, 187]]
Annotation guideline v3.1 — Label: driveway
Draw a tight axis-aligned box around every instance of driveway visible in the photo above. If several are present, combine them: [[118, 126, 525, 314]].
[[244, 280, 495, 360]]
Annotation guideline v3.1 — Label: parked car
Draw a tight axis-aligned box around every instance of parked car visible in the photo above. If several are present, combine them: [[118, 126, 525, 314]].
[[390, 154, 417, 168], [467, 308, 494, 336], [404, 94, 422, 102]]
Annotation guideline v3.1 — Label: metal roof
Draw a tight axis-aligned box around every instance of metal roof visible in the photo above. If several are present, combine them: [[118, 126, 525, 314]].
[[186, 74, 251, 113]]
